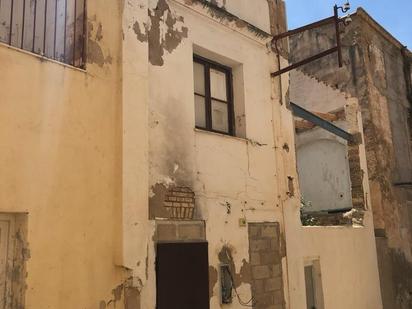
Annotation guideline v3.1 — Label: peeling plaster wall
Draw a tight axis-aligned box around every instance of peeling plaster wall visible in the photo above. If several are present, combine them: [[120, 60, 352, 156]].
[[144, 1, 289, 308], [0, 0, 131, 308], [289, 8, 412, 309], [177, 0, 272, 34], [142, 2, 383, 308], [142, 1, 381, 308]]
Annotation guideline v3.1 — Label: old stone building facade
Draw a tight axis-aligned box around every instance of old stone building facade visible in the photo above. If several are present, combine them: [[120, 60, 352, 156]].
[[290, 8, 412, 309], [0, 1, 394, 308]]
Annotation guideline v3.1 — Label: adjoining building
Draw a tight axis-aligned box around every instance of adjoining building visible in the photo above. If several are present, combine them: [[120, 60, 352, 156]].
[[290, 7, 412, 309]]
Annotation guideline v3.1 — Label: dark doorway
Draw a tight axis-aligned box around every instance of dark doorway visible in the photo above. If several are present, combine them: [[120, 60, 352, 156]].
[[156, 242, 210, 309]]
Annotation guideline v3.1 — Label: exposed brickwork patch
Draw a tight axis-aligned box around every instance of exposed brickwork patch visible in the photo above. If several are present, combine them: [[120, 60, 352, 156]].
[[164, 187, 195, 219], [150, 185, 195, 220], [348, 145, 365, 205]]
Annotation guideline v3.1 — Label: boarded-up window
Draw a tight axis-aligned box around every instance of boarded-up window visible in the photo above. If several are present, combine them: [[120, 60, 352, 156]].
[[297, 138, 353, 212], [0, 0, 86, 67], [156, 242, 209, 309]]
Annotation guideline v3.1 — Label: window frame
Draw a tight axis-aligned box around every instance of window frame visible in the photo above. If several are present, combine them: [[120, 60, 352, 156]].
[[0, 0, 87, 68], [193, 54, 235, 136]]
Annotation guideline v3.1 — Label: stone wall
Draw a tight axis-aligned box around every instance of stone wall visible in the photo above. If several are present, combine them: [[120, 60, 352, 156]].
[[248, 223, 285, 309], [155, 220, 206, 242]]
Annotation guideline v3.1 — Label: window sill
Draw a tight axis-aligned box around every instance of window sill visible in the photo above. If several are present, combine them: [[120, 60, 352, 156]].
[[194, 128, 247, 143], [301, 207, 365, 227], [0, 42, 87, 73]]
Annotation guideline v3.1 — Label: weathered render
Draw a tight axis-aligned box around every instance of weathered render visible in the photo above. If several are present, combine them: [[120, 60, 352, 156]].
[[140, 0, 290, 308], [0, 1, 387, 308], [290, 8, 412, 309]]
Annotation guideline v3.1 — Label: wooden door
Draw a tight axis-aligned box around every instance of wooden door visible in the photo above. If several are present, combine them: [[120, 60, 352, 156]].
[[156, 242, 209, 309]]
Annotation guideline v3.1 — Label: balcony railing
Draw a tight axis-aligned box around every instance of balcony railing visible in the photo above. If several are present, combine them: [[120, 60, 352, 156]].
[[0, 0, 86, 68]]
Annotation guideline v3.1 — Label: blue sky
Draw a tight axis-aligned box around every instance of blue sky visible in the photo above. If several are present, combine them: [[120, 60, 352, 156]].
[[286, 0, 412, 48]]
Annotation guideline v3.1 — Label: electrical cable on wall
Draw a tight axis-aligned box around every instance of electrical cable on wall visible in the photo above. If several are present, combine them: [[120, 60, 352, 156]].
[[222, 265, 257, 307]]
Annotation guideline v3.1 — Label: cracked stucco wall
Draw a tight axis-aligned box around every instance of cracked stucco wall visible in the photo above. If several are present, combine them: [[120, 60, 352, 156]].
[[138, 0, 291, 308], [289, 8, 411, 309]]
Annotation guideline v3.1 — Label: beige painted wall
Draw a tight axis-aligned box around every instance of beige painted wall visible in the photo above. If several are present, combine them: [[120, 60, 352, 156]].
[[0, 1, 131, 308]]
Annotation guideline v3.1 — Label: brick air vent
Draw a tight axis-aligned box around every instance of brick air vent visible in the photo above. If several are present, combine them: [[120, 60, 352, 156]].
[[164, 187, 195, 220]]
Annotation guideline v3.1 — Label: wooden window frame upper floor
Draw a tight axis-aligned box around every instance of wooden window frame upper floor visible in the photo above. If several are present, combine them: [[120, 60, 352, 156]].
[[193, 54, 235, 137]]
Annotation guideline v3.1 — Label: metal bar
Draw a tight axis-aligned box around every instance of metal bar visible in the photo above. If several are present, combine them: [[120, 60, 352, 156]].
[[290, 102, 353, 142], [32, 0, 37, 52], [272, 16, 335, 42], [21, 0, 25, 48], [53, 0, 57, 59], [43, 0, 47, 54], [228, 69, 235, 136], [393, 182, 412, 187], [271, 46, 338, 77], [205, 63, 212, 130], [81, 0, 85, 67], [72, 0, 76, 65], [9, 0, 14, 45], [63, 0, 67, 62], [334, 5, 343, 67]]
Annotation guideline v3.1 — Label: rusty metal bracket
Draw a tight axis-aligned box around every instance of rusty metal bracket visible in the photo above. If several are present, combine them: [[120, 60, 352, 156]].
[[271, 4, 350, 77]]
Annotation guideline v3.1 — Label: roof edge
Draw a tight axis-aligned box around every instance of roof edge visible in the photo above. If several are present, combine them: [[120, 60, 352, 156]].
[[354, 7, 411, 54]]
